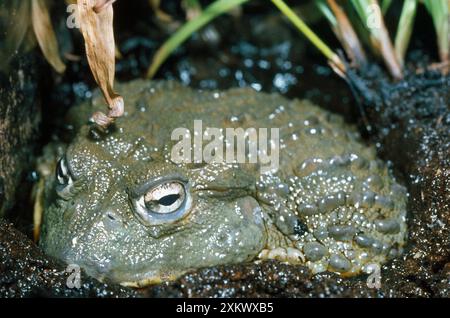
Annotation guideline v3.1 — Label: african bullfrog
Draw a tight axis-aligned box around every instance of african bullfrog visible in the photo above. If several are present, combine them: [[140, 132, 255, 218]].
[[38, 80, 407, 286]]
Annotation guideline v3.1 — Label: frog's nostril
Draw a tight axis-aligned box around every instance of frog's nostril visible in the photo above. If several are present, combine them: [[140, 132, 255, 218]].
[[103, 211, 124, 231], [104, 210, 123, 223]]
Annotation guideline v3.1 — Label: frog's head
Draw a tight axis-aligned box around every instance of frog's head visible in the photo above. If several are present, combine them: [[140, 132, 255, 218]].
[[40, 129, 268, 286]]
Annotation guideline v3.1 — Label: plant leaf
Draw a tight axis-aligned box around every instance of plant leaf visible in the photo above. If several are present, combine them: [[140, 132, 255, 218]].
[[146, 0, 249, 79], [394, 0, 417, 66], [316, 0, 337, 27], [0, 1, 31, 72], [422, 0, 449, 63], [272, 0, 345, 76], [317, 0, 366, 67], [31, 0, 66, 74], [77, 0, 123, 128], [381, 0, 393, 14], [350, 0, 402, 79], [149, 0, 173, 23]]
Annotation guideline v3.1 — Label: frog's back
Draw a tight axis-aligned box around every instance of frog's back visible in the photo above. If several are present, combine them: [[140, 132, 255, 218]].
[[82, 80, 366, 169]]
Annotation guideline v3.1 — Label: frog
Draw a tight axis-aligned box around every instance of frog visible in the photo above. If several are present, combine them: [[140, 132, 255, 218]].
[[38, 80, 408, 287]]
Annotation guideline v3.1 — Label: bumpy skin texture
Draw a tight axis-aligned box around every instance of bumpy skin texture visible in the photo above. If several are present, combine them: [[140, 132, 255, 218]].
[[40, 80, 407, 286]]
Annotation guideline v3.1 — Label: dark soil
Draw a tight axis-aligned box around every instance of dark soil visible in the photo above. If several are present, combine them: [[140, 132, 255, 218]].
[[0, 220, 136, 298], [346, 63, 450, 297], [0, 52, 42, 222], [0, 1, 448, 298]]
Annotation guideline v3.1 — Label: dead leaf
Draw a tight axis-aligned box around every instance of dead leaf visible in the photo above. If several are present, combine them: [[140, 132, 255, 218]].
[[0, 1, 31, 72], [77, 0, 123, 129], [31, 0, 66, 73], [150, 0, 174, 23]]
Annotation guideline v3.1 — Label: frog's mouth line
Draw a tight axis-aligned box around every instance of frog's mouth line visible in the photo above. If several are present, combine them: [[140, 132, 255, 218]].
[[77, 260, 183, 287], [119, 274, 178, 288]]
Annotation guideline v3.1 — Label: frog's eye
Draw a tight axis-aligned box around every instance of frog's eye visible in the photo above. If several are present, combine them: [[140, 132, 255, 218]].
[[133, 181, 192, 225], [55, 157, 74, 187]]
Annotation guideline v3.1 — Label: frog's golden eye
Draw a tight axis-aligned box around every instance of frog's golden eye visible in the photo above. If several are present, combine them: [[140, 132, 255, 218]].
[[133, 180, 192, 225], [55, 157, 74, 187]]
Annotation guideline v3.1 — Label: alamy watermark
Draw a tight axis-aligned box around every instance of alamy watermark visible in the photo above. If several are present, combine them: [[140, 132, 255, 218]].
[[365, 3, 383, 30], [365, 263, 382, 289], [66, 1, 116, 29], [65, 264, 81, 289], [66, 4, 80, 29], [170, 120, 280, 174]]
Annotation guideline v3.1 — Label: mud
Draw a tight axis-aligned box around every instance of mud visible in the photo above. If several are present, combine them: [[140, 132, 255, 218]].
[[0, 219, 136, 298]]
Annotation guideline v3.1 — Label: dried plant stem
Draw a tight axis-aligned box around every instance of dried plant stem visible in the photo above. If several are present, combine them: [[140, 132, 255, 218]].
[[77, 0, 123, 129], [93, 0, 117, 14], [326, 0, 366, 67], [351, 0, 402, 79], [31, 0, 66, 73]]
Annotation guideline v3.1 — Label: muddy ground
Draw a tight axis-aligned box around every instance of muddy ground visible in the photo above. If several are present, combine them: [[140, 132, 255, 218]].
[[0, 2, 448, 297]]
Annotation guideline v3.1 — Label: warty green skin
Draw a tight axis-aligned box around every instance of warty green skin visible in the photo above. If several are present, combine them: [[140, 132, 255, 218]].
[[40, 80, 407, 286]]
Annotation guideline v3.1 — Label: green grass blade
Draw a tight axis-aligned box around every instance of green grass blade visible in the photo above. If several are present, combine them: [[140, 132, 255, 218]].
[[395, 0, 417, 66], [316, 0, 337, 27], [351, 0, 371, 22], [350, 0, 384, 38], [146, 0, 249, 79], [271, 0, 345, 73], [349, 0, 402, 78], [422, 0, 449, 63], [381, 0, 393, 14]]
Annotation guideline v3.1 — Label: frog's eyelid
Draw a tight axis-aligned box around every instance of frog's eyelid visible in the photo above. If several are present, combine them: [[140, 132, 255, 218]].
[[196, 185, 252, 199], [63, 151, 79, 179], [129, 174, 188, 198], [59, 158, 68, 176], [58, 154, 77, 178], [56, 157, 74, 183]]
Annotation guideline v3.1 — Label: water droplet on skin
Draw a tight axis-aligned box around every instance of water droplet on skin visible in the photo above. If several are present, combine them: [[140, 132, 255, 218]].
[[303, 242, 327, 261], [313, 227, 329, 240], [328, 225, 356, 241], [297, 203, 317, 216], [318, 195, 344, 213], [374, 218, 401, 234], [329, 254, 352, 272], [354, 234, 374, 248]]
